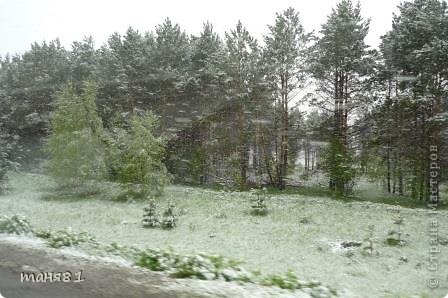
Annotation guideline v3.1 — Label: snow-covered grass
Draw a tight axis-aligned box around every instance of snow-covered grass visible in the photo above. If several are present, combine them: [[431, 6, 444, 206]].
[[1, 172, 447, 298]]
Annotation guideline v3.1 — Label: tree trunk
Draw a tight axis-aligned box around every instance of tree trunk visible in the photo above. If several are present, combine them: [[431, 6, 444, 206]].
[[238, 103, 247, 189]]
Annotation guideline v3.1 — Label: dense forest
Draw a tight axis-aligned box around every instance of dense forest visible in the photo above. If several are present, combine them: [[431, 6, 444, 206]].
[[1, 1, 448, 297], [0, 0, 447, 201]]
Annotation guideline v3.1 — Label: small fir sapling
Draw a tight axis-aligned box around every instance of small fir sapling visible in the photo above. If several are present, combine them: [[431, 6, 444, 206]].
[[142, 198, 159, 228], [250, 187, 268, 216], [362, 224, 375, 256], [161, 203, 177, 229], [386, 206, 405, 246]]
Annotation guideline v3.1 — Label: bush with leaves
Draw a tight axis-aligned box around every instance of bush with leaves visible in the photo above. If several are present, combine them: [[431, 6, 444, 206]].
[[44, 82, 107, 187], [0, 215, 33, 235], [35, 229, 96, 248], [263, 271, 316, 290], [261, 271, 338, 297], [0, 214, 95, 249], [136, 249, 249, 281], [134, 249, 337, 296], [107, 111, 170, 199]]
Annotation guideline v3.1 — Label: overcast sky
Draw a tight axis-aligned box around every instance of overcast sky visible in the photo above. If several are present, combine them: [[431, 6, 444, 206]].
[[0, 0, 403, 56]]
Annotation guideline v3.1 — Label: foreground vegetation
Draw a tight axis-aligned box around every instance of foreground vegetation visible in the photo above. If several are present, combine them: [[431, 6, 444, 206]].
[[0, 172, 446, 297], [0, 214, 337, 297]]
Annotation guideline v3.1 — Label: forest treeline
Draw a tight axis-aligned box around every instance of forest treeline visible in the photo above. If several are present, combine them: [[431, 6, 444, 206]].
[[0, 0, 447, 200]]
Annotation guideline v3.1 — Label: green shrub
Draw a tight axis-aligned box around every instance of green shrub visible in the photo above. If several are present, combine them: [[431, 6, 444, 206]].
[[134, 248, 337, 295], [34, 229, 52, 239], [104, 242, 141, 260], [135, 249, 248, 281], [262, 271, 337, 297], [37, 230, 96, 248], [262, 271, 303, 290], [0, 215, 33, 235], [136, 249, 166, 271]]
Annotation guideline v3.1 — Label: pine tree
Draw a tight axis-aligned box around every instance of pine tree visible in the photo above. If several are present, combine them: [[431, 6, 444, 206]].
[[190, 22, 228, 113], [0, 40, 70, 143], [309, 0, 373, 194], [264, 7, 309, 189], [96, 32, 131, 120], [151, 19, 191, 132], [377, 0, 448, 201], [225, 21, 260, 189], [70, 36, 98, 83]]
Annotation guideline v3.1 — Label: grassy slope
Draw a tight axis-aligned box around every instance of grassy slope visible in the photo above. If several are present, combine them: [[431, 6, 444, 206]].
[[1, 172, 447, 298]]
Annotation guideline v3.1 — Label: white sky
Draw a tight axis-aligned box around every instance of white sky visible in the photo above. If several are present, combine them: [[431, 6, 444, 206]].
[[0, 0, 403, 56]]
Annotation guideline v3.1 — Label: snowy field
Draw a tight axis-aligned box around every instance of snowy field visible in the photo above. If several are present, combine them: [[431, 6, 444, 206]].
[[1, 172, 447, 298]]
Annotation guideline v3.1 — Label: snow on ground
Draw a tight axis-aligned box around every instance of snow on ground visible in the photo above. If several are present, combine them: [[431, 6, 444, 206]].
[[0, 172, 447, 297]]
